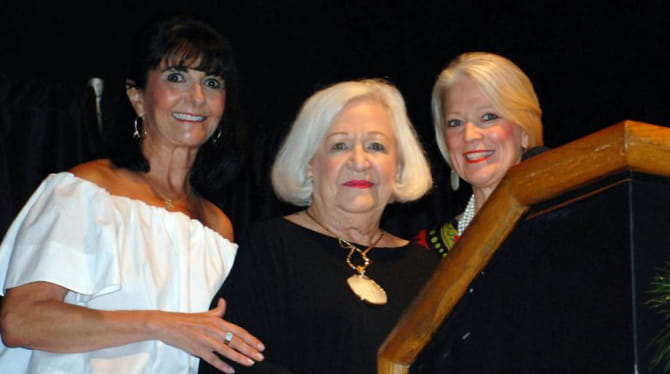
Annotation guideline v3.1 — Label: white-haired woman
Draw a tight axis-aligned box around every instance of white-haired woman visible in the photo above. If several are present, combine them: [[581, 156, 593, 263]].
[[199, 79, 439, 374], [417, 52, 545, 257]]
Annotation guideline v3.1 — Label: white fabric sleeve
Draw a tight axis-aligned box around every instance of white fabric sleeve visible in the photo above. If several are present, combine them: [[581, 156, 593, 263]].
[[0, 173, 121, 298]]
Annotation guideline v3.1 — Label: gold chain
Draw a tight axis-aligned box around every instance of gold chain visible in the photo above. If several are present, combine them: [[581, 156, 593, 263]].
[[141, 174, 191, 210], [304, 209, 384, 275]]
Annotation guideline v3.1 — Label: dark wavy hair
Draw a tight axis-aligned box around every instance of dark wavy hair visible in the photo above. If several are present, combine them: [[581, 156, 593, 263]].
[[107, 14, 241, 196]]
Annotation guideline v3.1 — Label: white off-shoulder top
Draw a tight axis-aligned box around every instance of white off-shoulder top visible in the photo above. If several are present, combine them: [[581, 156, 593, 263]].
[[0, 172, 237, 374]]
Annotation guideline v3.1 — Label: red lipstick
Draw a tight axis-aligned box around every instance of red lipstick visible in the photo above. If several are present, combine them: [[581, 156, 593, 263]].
[[343, 180, 374, 188]]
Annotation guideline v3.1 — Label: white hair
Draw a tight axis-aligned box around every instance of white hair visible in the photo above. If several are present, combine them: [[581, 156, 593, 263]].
[[272, 79, 433, 206]]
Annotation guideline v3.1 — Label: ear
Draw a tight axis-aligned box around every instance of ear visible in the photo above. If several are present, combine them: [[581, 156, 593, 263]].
[[126, 80, 145, 117]]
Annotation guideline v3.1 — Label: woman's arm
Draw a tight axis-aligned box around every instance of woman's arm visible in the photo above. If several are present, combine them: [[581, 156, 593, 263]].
[[0, 281, 264, 373]]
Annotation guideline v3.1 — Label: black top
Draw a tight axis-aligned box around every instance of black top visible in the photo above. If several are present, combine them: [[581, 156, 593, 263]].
[[199, 217, 440, 374]]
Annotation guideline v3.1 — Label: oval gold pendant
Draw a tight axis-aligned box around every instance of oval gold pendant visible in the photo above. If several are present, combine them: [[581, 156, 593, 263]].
[[347, 274, 387, 305]]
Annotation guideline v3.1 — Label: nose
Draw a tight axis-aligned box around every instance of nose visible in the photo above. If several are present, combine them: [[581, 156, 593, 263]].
[[349, 144, 370, 170], [463, 121, 482, 142], [188, 83, 206, 104]]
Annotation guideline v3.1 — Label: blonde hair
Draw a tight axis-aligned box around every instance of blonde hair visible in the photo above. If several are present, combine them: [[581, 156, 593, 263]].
[[272, 79, 433, 206], [431, 52, 543, 164]]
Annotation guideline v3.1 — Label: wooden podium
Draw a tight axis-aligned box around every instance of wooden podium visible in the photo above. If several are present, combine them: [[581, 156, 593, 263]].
[[378, 121, 670, 373]]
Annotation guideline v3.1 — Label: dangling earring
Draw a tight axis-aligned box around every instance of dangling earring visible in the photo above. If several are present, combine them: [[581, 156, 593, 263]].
[[133, 116, 144, 139], [211, 127, 222, 144], [450, 168, 460, 191]]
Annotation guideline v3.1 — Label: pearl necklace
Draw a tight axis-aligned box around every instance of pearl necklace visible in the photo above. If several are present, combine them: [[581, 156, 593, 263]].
[[457, 194, 476, 236]]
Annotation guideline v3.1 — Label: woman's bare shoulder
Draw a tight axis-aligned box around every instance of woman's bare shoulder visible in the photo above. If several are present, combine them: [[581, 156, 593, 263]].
[[69, 159, 115, 182], [69, 159, 139, 193], [201, 199, 234, 241]]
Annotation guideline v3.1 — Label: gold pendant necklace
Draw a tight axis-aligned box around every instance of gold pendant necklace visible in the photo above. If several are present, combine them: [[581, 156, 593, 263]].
[[142, 175, 189, 210], [162, 198, 175, 210], [305, 209, 388, 305]]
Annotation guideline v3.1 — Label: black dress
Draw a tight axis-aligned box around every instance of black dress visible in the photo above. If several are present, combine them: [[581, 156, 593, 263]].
[[199, 217, 440, 374]]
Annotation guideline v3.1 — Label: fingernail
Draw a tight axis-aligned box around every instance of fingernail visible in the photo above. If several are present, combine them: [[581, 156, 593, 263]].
[[247, 358, 255, 366], [255, 352, 265, 361], [258, 343, 265, 351]]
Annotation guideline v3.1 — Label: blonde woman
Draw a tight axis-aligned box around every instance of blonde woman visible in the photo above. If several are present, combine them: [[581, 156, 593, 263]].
[[417, 52, 545, 256]]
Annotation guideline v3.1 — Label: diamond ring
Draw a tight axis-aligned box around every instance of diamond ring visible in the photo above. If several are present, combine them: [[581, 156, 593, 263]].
[[224, 331, 234, 346]]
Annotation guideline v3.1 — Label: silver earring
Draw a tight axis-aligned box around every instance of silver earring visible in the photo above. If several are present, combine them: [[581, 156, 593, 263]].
[[211, 127, 222, 144], [450, 168, 460, 191], [133, 116, 144, 139]]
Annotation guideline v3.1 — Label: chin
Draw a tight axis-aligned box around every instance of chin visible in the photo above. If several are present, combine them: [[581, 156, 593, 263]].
[[470, 177, 504, 191], [176, 134, 210, 147], [339, 202, 381, 214], [465, 169, 504, 186]]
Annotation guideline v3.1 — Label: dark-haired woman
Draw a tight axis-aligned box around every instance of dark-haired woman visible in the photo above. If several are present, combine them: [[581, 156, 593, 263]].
[[0, 15, 263, 374]]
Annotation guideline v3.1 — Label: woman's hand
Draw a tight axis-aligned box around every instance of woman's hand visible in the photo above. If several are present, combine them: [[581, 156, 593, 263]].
[[152, 298, 265, 374]]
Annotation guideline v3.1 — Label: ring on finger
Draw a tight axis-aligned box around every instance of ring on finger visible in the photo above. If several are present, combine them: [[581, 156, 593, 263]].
[[224, 331, 234, 346]]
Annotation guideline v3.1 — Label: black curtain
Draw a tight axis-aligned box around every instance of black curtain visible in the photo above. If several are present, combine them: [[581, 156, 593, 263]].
[[0, 73, 103, 238]]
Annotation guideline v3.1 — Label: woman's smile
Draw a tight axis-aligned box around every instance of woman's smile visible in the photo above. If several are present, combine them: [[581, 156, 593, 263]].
[[464, 150, 495, 163], [172, 112, 206, 122]]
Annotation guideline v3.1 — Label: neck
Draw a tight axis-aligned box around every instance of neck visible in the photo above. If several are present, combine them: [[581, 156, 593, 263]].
[[305, 206, 383, 246], [141, 145, 198, 199], [142, 136, 199, 179], [472, 186, 495, 214]]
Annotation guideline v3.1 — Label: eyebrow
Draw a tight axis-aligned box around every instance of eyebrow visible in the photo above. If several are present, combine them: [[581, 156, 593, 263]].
[[446, 105, 496, 115], [163, 65, 189, 72], [161, 66, 226, 82], [326, 131, 390, 138]]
